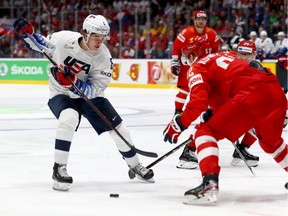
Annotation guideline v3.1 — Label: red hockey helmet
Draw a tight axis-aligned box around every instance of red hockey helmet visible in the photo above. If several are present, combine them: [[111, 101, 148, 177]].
[[182, 36, 210, 59], [193, 10, 207, 19], [237, 40, 256, 54]]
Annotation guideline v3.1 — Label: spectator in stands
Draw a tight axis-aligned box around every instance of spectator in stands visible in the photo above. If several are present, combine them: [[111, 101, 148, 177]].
[[234, 9, 245, 37], [164, 41, 173, 58], [247, 17, 259, 34], [156, 20, 168, 37], [150, 41, 165, 59], [142, 21, 158, 39], [214, 20, 226, 37], [228, 29, 241, 50], [0, 37, 12, 57], [122, 43, 136, 59], [110, 42, 120, 59], [2, 0, 287, 60]]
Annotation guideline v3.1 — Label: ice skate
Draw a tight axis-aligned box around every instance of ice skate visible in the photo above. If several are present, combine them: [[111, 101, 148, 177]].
[[183, 174, 219, 205], [52, 163, 73, 191], [231, 142, 259, 167], [176, 145, 198, 169], [129, 163, 155, 183]]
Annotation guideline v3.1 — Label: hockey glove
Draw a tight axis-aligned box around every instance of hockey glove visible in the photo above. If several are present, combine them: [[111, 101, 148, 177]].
[[201, 108, 213, 122], [277, 56, 288, 72], [170, 59, 180, 76], [51, 66, 77, 88], [13, 17, 34, 36], [163, 114, 186, 144], [13, 18, 54, 54]]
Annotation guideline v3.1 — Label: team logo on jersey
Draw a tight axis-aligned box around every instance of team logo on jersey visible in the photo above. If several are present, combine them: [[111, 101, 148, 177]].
[[100, 71, 112, 77], [63, 56, 91, 74], [188, 73, 203, 89]]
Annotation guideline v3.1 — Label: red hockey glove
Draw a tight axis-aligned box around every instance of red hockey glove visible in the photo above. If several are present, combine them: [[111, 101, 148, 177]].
[[13, 17, 34, 36], [50, 66, 77, 88], [170, 59, 180, 76], [278, 56, 288, 72], [163, 114, 186, 144]]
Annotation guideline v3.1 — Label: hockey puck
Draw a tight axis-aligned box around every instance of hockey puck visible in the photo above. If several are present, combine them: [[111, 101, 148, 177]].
[[285, 182, 288, 190], [110, 194, 119, 198]]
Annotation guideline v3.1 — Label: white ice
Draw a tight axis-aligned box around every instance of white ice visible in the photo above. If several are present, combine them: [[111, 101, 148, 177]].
[[0, 84, 287, 216]]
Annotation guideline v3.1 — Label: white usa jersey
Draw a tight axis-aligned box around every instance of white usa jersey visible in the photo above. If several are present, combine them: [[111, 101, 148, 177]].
[[46, 30, 113, 99]]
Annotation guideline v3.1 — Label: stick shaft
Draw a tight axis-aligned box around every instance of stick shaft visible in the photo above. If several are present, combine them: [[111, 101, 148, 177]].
[[146, 137, 192, 168], [231, 141, 255, 175]]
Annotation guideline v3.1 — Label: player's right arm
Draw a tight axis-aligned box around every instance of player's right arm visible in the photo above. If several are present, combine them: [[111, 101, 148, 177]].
[[181, 69, 210, 127], [13, 18, 55, 54]]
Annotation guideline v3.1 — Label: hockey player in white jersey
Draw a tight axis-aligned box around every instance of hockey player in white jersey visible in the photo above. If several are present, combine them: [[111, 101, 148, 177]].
[[13, 15, 154, 191]]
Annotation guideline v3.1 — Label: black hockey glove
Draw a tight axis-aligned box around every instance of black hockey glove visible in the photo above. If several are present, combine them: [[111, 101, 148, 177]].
[[170, 59, 180, 76], [201, 108, 213, 122]]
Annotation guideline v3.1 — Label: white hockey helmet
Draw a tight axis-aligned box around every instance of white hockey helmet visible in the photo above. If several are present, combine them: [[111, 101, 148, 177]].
[[83, 14, 110, 36]]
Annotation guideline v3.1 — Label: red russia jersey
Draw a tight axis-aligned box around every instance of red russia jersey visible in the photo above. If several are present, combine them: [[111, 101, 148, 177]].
[[180, 54, 279, 127], [172, 25, 220, 59]]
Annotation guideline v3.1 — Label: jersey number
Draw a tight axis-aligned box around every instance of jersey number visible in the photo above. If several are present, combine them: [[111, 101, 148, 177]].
[[215, 56, 234, 70]]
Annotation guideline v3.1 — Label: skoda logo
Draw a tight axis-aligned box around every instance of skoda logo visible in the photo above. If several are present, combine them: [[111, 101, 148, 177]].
[[0, 63, 8, 77]]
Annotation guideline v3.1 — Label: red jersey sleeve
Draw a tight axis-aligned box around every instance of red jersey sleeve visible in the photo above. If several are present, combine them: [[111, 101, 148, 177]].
[[172, 26, 194, 58], [180, 68, 210, 127]]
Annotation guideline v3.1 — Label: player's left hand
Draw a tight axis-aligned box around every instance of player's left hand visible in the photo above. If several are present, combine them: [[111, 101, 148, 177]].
[[51, 65, 77, 88], [163, 114, 186, 144], [201, 108, 213, 122]]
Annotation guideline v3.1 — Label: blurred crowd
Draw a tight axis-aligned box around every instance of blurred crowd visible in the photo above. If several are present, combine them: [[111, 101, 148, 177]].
[[0, 0, 287, 60]]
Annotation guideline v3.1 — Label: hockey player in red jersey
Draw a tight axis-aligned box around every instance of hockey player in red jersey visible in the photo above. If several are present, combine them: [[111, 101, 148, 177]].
[[163, 36, 287, 204], [177, 40, 260, 169], [170, 10, 219, 169], [171, 10, 220, 114]]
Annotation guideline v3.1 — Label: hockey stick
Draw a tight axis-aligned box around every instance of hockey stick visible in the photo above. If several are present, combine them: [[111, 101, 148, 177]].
[[231, 141, 255, 175], [128, 137, 193, 179], [25, 33, 158, 158]]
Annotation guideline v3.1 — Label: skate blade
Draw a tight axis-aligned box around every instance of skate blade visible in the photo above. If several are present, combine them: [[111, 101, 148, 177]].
[[135, 175, 155, 183], [53, 180, 71, 191], [231, 158, 258, 167], [183, 192, 217, 205], [176, 160, 198, 169]]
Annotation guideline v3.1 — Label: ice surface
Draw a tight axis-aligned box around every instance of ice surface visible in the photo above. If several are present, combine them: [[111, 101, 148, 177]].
[[0, 84, 287, 216]]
